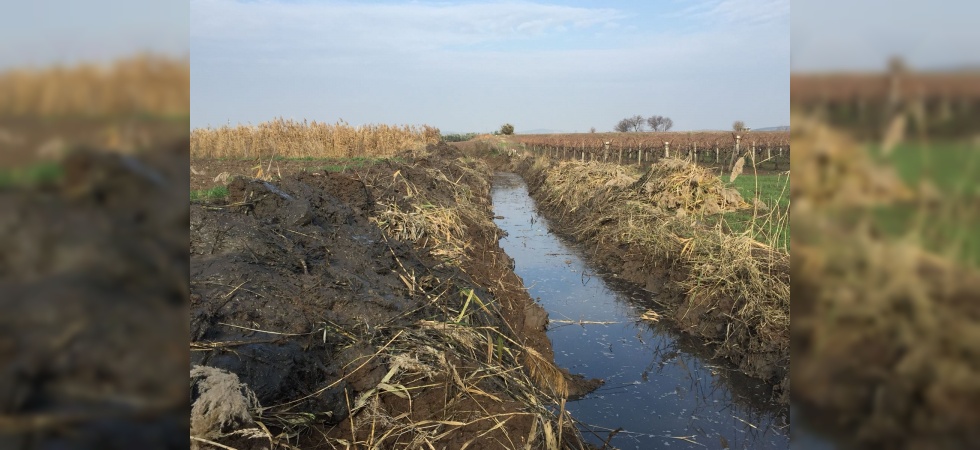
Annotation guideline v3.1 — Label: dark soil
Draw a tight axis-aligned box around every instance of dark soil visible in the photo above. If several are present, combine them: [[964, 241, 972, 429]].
[[0, 140, 191, 449], [190, 143, 599, 449]]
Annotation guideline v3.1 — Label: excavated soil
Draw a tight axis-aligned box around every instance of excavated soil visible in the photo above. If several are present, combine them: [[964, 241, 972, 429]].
[[0, 140, 191, 449], [190, 143, 599, 449]]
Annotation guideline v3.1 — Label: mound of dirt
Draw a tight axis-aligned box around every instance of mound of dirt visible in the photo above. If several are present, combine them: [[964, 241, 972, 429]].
[[0, 141, 190, 449], [190, 143, 596, 449]]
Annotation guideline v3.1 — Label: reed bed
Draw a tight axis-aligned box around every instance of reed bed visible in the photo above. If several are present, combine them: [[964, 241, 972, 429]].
[[0, 53, 189, 118], [190, 118, 441, 159]]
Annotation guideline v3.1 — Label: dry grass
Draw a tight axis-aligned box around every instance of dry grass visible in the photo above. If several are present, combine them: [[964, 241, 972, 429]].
[[521, 153, 790, 391], [792, 112, 980, 447], [791, 114, 913, 211], [190, 118, 440, 159], [0, 53, 189, 118]]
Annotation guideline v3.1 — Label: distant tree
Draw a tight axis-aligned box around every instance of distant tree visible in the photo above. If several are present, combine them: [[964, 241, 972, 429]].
[[647, 115, 673, 132], [616, 115, 645, 132], [590, 127, 596, 133], [732, 120, 747, 134], [647, 115, 662, 131], [615, 119, 631, 132], [500, 123, 514, 135]]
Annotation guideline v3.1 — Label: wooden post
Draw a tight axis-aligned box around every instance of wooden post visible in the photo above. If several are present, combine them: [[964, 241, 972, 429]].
[[693, 143, 698, 164], [618, 144, 623, 165], [715, 142, 719, 165], [604, 141, 610, 162], [664, 141, 670, 158], [638, 148, 643, 166], [732, 135, 741, 170]]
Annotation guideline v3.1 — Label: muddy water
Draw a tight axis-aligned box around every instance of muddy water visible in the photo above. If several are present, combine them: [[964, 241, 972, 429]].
[[491, 172, 790, 449]]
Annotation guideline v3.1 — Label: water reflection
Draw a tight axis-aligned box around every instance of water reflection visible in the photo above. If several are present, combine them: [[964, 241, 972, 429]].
[[491, 172, 789, 449]]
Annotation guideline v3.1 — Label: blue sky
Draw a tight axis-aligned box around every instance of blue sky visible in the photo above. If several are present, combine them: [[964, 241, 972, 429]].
[[191, 0, 790, 133]]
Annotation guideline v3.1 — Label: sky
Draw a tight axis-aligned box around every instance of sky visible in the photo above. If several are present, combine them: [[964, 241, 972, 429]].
[[792, 0, 980, 72], [191, 0, 790, 133], [0, 1, 188, 69]]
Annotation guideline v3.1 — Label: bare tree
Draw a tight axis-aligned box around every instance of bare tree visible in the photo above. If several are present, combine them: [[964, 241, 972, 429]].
[[615, 118, 631, 132], [628, 115, 645, 132], [732, 120, 747, 133], [647, 115, 663, 131], [647, 115, 674, 132], [616, 115, 646, 132]]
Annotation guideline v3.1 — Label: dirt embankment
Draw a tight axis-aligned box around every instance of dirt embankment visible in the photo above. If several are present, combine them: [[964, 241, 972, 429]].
[[190, 143, 598, 449], [487, 149, 790, 405], [0, 141, 191, 449]]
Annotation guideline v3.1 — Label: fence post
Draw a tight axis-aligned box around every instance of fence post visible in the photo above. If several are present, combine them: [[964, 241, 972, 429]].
[[664, 141, 670, 158], [693, 143, 698, 164], [617, 144, 622, 165], [638, 147, 643, 166], [604, 141, 610, 162], [732, 135, 741, 170]]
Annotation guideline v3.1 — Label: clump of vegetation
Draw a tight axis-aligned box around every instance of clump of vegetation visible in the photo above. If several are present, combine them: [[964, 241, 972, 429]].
[[499, 123, 515, 135], [441, 132, 479, 142]]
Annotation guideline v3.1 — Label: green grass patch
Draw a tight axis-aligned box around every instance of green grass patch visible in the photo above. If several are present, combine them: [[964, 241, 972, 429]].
[[864, 140, 980, 267], [191, 186, 229, 202], [703, 173, 791, 251], [442, 132, 479, 142], [0, 162, 63, 188]]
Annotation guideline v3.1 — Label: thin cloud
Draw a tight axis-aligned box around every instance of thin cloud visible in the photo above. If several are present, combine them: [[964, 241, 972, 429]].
[[193, 0, 628, 51], [670, 0, 788, 27]]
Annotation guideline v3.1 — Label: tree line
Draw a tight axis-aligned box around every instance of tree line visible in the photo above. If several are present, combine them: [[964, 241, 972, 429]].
[[614, 115, 674, 132]]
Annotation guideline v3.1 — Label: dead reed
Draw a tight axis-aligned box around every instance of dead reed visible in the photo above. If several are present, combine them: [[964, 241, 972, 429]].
[[520, 153, 790, 393], [190, 118, 440, 159], [0, 53, 189, 118]]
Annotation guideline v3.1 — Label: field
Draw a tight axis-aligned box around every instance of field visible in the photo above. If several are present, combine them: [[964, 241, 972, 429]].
[[720, 172, 791, 251], [508, 130, 790, 171], [869, 141, 980, 267]]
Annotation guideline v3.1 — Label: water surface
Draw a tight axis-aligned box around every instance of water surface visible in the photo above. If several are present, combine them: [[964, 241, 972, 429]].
[[491, 172, 790, 449]]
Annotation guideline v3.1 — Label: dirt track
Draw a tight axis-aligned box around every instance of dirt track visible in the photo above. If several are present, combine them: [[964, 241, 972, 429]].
[[190, 143, 599, 448]]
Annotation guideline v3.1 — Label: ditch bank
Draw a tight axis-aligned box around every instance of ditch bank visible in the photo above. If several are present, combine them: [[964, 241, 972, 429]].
[[189, 143, 599, 449], [498, 151, 790, 405]]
